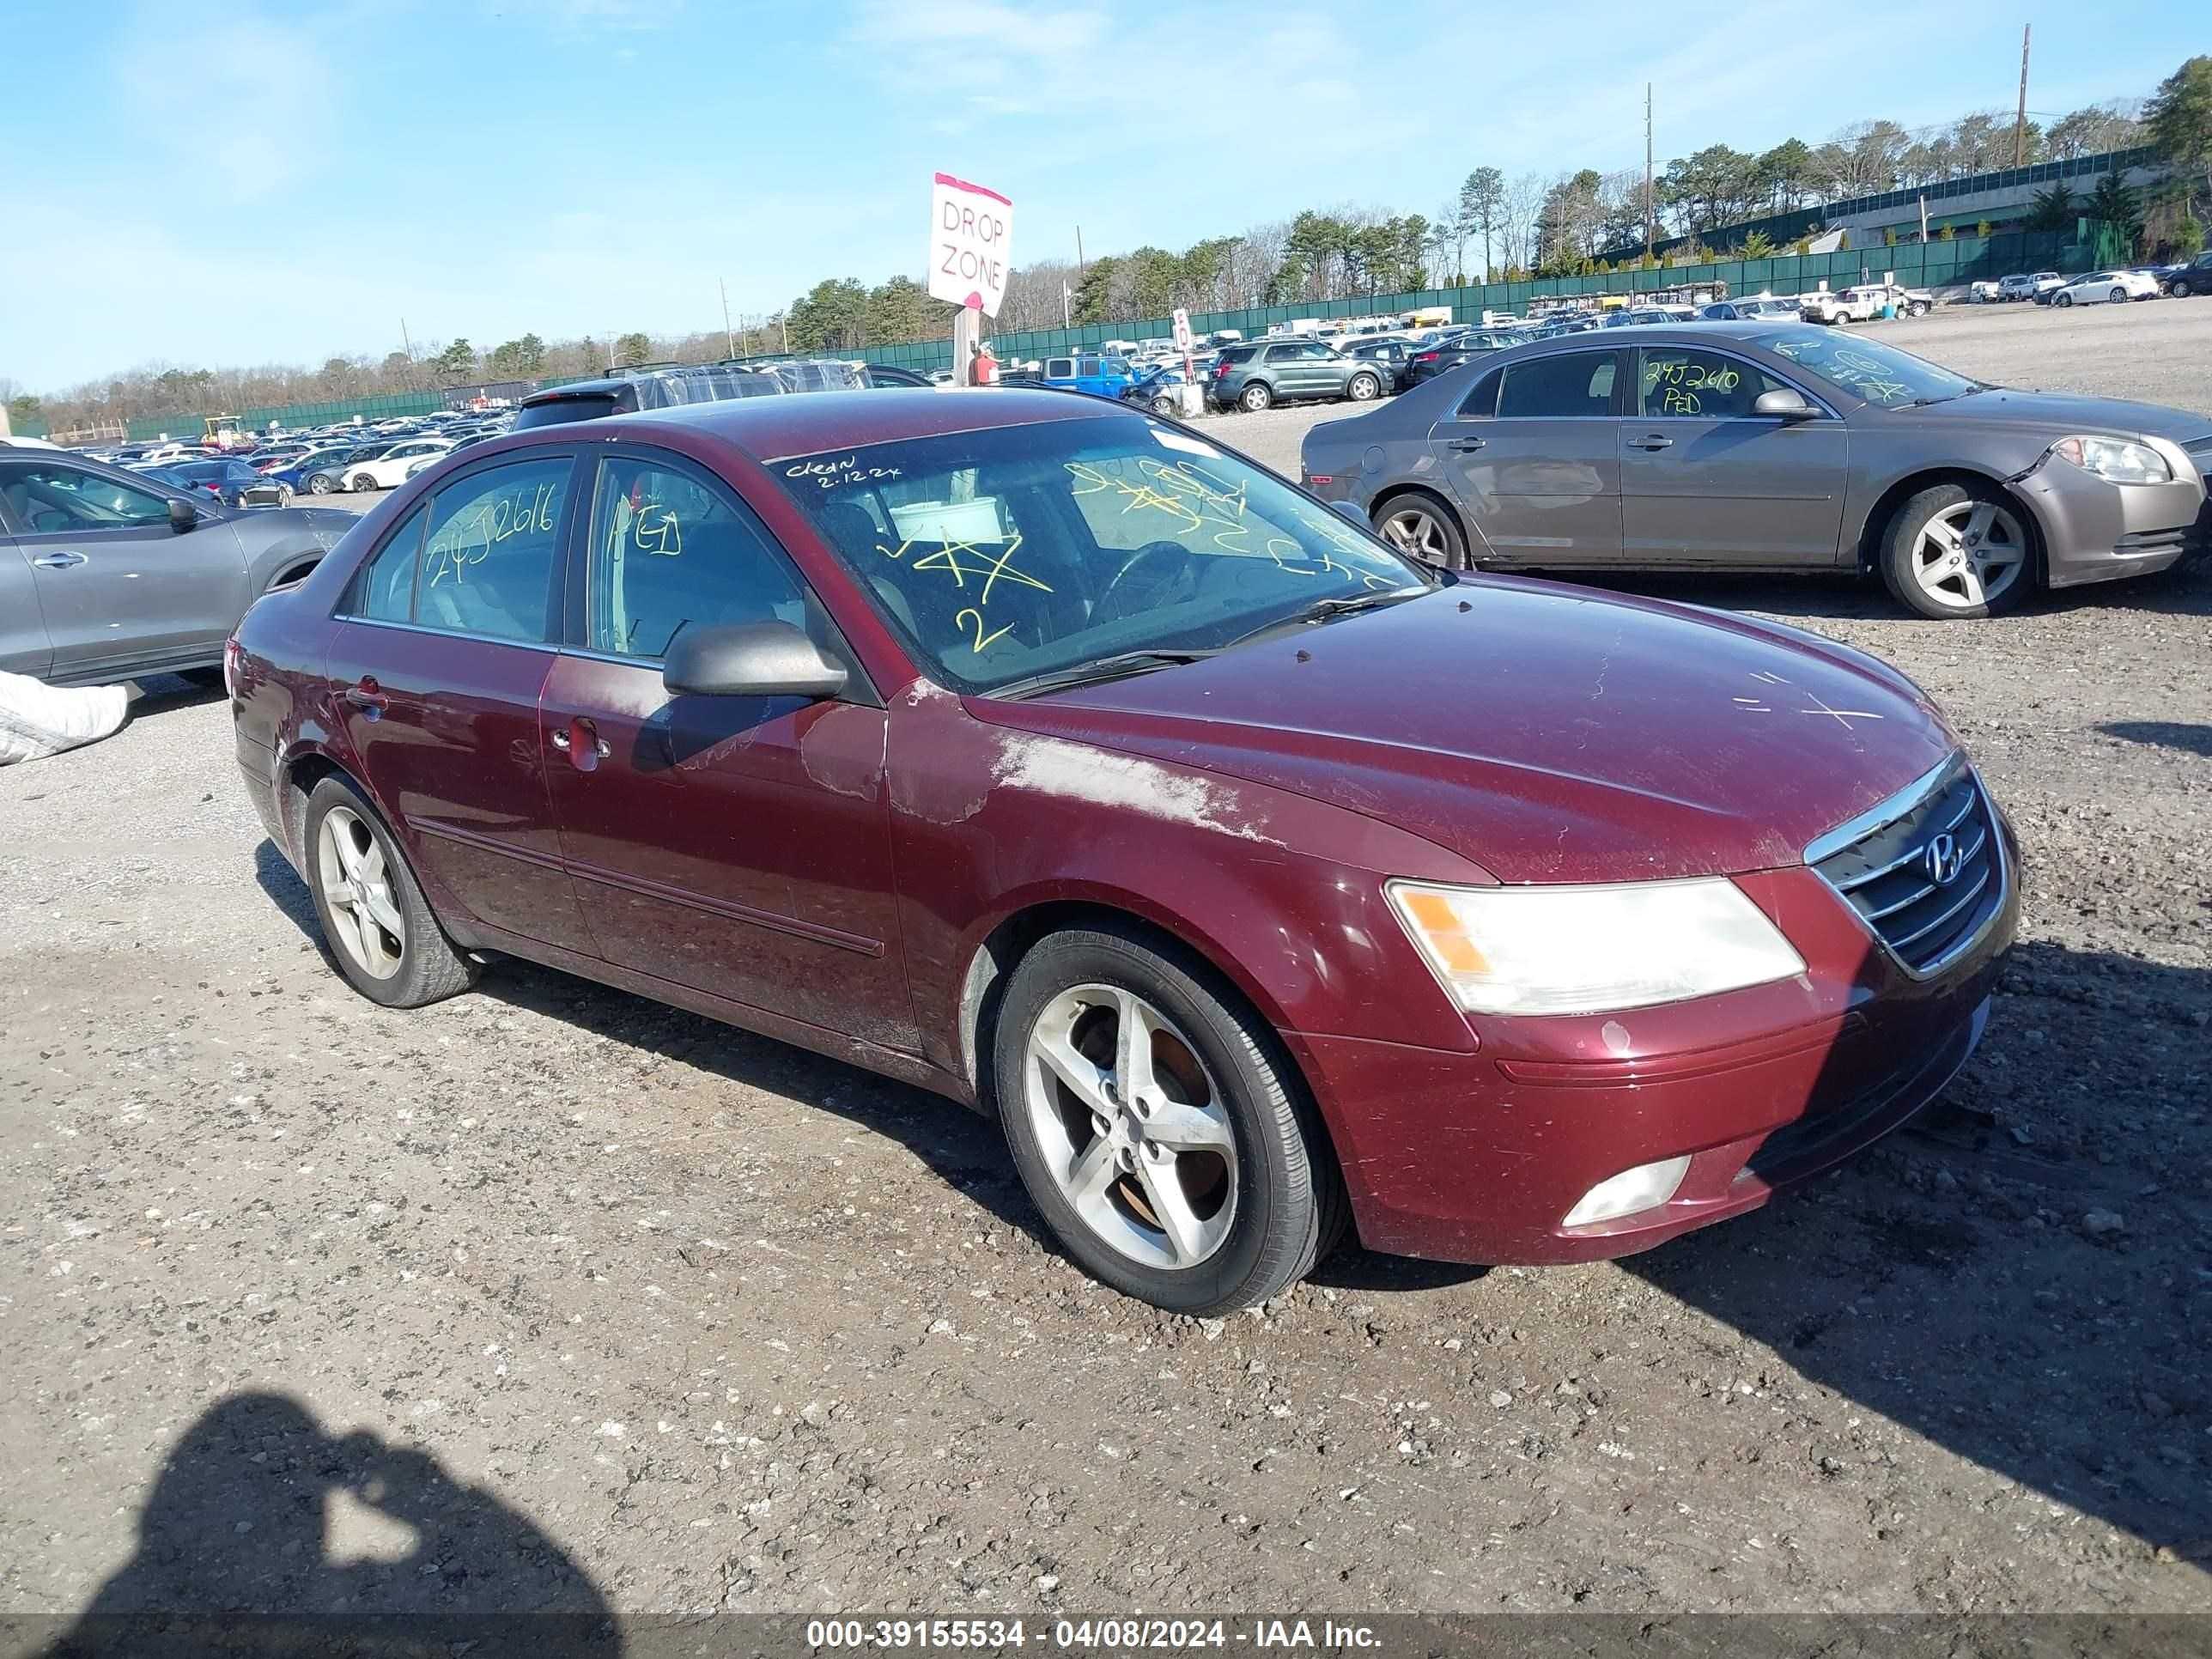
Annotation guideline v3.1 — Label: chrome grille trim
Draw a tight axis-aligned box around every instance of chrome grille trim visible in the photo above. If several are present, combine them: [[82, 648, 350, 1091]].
[[1805, 755, 2008, 981]]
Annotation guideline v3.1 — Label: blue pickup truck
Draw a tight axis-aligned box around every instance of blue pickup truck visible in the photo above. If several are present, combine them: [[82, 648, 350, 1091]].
[[1036, 353, 1136, 397]]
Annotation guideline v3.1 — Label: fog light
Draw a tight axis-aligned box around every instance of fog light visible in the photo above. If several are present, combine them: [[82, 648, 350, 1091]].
[[1562, 1155, 1691, 1228]]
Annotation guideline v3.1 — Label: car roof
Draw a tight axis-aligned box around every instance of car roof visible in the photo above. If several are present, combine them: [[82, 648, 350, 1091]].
[[597, 386, 1127, 464]]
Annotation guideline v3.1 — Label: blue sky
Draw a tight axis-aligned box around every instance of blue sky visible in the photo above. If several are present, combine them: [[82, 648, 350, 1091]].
[[3, 0, 2200, 393]]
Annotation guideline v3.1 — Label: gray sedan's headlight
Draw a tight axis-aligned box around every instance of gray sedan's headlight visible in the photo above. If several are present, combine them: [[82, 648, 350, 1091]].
[[1387, 878, 1806, 1016], [2050, 434, 2173, 484]]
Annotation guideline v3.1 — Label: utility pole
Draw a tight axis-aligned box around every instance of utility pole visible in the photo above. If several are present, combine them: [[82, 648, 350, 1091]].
[[2013, 24, 2031, 168], [399, 317, 413, 361], [1076, 225, 1085, 268], [720, 278, 736, 358], [1644, 82, 1656, 261]]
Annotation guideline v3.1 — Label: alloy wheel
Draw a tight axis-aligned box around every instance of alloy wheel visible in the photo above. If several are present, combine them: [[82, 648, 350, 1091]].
[[316, 806, 405, 980], [1911, 500, 2027, 611], [309, 474, 333, 494], [1382, 504, 1453, 566], [1023, 984, 1237, 1270]]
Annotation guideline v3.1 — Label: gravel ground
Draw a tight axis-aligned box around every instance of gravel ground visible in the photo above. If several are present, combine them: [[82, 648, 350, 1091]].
[[3, 302, 2209, 1634]]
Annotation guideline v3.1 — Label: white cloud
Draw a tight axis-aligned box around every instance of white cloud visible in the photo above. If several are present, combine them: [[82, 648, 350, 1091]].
[[116, 3, 337, 202]]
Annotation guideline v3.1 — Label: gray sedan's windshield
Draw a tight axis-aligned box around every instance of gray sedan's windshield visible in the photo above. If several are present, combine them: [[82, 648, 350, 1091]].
[[775, 416, 1428, 695], [1749, 328, 1978, 409]]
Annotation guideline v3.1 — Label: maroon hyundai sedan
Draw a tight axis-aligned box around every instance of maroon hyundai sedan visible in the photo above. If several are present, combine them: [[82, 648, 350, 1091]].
[[228, 389, 2016, 1313]]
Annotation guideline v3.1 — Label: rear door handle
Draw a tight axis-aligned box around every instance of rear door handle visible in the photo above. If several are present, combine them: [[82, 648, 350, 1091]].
[[1447, 436, 1486, 453], [31, 551, 87, 569], [1629, 434, 1674, 451], [342, 677, 388, 718]]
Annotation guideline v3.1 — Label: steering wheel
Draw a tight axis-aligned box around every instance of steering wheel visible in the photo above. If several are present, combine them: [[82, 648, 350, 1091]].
[[1091, 540, 1196, 626]]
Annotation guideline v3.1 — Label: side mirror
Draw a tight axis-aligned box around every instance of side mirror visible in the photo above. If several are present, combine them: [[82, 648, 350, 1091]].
[[662, 621, 848, 701], [1753, 386, 1818, 421], [169, 497, 200, 532]]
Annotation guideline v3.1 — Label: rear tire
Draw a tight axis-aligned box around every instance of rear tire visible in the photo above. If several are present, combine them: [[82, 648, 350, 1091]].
[[1375, 492, 1468, 571], [349, 473, 378, 492], [309, 474, 335, 495], [301, 775, 478, 1009], [1239, 383, 1273, 413], [994, 925, 1346, 1314]]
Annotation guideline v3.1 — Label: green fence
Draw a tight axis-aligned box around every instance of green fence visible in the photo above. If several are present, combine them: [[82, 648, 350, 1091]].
[[115, 391, 447, 443], [854, 232, 2080, 374]]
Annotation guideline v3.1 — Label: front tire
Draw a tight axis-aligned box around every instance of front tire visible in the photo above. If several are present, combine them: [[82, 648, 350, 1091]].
[[1239, 382, 1273, 413], [301, 775, 478, 1008], [1879, 483, 2031, 621], [2057, 292, 2073, 307], [994, 926, 1346, 1314]]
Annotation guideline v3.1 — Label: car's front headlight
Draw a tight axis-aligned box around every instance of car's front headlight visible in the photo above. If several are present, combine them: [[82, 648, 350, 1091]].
[[2049, 434, 2173, 484], [1387, 878, 1807, 1016]]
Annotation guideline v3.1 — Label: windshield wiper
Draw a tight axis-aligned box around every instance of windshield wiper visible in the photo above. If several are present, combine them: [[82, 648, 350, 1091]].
[[1224, 586, 1426, 649], [988, 648, 1219, 702]]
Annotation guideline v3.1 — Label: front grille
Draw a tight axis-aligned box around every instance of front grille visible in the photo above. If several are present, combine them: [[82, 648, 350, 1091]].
[[1811, 764, 2004, 977]]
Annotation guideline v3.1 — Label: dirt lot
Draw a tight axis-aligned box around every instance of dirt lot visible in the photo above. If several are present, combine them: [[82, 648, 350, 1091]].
[[3, 301, 2209, 1634]]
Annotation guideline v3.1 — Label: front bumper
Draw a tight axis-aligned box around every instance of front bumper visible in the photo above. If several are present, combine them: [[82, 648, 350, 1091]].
[[2015, 447, 2209, 589], [1287, 847, 2018, 1266]]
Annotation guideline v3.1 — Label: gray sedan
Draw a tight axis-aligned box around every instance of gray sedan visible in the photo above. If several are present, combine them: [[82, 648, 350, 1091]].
[[1298, 322, 2211, 618], [2, 450, 356, 684]]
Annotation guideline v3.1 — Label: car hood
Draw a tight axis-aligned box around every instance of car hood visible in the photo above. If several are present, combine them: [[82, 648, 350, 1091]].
[[230, 504, 356, 542], [979, 580, 1958, 884], [1932, 387, 2212, 447]]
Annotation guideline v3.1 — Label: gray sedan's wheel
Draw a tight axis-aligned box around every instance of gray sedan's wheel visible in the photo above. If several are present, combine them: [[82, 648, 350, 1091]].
[[1346, 372, 1381, 402], [1239, 382, 1273, 412], [1880, 483, 2029, 620], [1376, 494, 1468, 571], [302, 776, 477, 1007], [994, 927, 1346, 1313], [308, 473, 334, 494]]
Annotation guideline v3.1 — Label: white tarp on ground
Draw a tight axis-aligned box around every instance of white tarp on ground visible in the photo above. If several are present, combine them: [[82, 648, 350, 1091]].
[[0, 670, 131, 765]]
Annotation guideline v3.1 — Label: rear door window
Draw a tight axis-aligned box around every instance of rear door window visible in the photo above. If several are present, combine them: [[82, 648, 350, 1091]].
[[1498, 352, 1618, 418], [414, 457, 574, 644]]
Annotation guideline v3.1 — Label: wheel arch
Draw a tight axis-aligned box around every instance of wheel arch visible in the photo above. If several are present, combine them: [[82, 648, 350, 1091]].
[[955, 896, 1305, 1118], [1852, 466, 2048, 586], [1370, 483, 1474, 559]]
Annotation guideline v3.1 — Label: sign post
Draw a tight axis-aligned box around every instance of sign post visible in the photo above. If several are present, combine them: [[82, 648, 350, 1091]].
[[1171, 307, 1201, 417]]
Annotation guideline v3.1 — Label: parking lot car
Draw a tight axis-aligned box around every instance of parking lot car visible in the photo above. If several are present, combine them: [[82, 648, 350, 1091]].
[[1210, 340, 1387, 411], [1402, 329, 1522, 386], [1698, 297, 1805, 321], [161, 457, 291, 508], [1341, 337, 1418, 392], [1038, 354, 1137, 397], [2, 451, 351, 684], [1800, 287, 1883, 325], [229, 388, 2018, 1312], [2166, 251, 2212, 296], [1299, 322, 2210, 619], [345, 438, 455, 493], [2030, 273, 2074, 306], [2049, 269, 2161, 307], [1120, 364, 1194, 414]]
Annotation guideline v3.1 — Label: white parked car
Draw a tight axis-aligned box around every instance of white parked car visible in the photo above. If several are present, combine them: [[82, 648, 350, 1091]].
[[2048, 269, 2160, 307], [344, 438, 453, 491], [1968, 279, 2004, 303]]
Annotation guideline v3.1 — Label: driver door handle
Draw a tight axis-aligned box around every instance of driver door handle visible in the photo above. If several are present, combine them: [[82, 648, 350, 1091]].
[[31, 551, 88, 569], [1447, 436, 1486, 453], [1628, 434, 1674, 451]]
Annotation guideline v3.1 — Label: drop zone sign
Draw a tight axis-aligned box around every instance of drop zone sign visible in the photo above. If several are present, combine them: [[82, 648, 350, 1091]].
[[929, 173, 1014, 318]]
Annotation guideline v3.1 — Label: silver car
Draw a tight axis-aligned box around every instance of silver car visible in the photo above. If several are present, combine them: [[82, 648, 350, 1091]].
[[2, 451, 356, 684], [1298, 322, 2210, 619]]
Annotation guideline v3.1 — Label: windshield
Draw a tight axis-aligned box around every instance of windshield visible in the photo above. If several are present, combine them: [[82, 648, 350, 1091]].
[[775, 416, 1429, 695], [1748, 328, 1978, 409]]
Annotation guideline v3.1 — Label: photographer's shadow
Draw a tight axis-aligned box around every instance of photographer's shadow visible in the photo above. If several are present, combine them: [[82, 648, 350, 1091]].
[[47, 1392, 620, 1657]]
